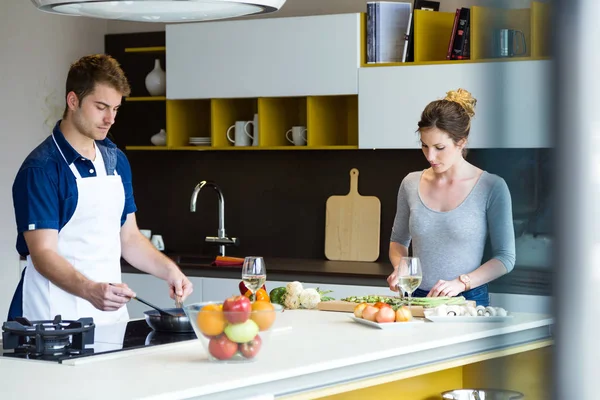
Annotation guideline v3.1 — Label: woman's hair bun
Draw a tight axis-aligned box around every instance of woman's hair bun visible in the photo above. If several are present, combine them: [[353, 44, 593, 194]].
[[444, 88, 477, 119]]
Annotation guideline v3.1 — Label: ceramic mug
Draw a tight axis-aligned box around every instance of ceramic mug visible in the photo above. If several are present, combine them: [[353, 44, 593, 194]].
[[252, 113, 259, 146], [493, 28, 526, 57], [227, 121, 254, 146], [286, 126, 307, 146], [151, 235, 165, 251]]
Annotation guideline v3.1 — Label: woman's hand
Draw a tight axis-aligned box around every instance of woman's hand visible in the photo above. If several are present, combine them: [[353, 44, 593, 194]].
[[426, 279, 465, 298], [387, 267, 400, 292]]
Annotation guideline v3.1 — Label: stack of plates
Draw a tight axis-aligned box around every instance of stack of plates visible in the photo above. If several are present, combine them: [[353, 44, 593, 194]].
[[189, 137, 211, 146]]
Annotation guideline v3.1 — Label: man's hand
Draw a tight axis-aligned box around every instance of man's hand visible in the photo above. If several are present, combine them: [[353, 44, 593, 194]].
[[84, 282, 136, 311], [426, 279, 465, 298], [167, 272, 193, 303]]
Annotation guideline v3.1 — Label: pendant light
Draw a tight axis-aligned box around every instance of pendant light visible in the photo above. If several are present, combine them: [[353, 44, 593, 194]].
[[30, 0, 287, 23]]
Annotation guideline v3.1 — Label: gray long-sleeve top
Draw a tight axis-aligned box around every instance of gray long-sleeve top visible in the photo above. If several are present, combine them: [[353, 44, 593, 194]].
[[390, 170, 516, 291]]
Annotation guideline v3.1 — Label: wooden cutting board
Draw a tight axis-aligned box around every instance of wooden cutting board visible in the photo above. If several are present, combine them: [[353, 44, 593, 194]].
[[317, 300, 476, 318], [324, 168, 381, 262]]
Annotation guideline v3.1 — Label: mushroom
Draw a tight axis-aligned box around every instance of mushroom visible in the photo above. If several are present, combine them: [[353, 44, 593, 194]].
[[484, 306, 497, 317]]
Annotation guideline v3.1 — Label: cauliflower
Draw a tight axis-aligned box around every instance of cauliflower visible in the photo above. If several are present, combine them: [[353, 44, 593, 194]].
[[299, 288, 321, 309], [286, 281, 304, 297], [284, 292, 301, 310]]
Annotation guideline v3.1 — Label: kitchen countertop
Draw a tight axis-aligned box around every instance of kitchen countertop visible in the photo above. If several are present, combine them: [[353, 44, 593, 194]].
[[121, 254, 552, 296], [0, 310, 553, 400]]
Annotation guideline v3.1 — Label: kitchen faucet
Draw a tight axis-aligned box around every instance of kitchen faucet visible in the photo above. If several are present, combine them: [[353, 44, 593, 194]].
[[190, 181, 238, 256]]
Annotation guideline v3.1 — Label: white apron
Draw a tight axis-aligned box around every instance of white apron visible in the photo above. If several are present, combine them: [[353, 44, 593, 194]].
[[22, 135, 129, 325]]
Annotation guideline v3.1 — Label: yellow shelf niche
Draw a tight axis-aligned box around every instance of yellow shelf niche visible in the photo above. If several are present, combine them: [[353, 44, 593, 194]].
[[307, 95, 358, 147], [124, 46, 166, 53], [125, 146, 169, 151], [166, 99, 211, 147], [211, 98, 257, 148], [413, 10, 456, 62], [125, 96, 166, 102], [471, 6, 531, 60], [531, 1, 551, 58], [258, 97, 306, 147]]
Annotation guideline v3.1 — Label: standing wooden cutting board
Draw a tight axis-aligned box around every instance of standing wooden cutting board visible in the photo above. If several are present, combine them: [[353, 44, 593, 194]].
[[325, 168, 381, 262]]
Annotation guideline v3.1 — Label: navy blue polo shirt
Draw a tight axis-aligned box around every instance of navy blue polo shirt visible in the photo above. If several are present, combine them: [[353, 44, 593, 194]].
[[12, 121, 137, 257]]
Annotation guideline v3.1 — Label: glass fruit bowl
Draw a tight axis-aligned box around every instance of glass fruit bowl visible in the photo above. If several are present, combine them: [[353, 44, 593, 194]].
[[183, 297, 279, 363]]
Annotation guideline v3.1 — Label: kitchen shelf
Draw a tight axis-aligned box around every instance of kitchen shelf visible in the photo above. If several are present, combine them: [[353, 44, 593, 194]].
[[124, 46, 166, 53], [125, 96, 166, 101], [360, 1, 550, 66]]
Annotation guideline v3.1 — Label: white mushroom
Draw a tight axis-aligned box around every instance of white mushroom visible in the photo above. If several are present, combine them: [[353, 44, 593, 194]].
[[495, 307, 508, 317], [446, 305, 462, 316], [465, 306, 478, 317], [475, 305, 486, 316], [484, 306, 497, 317], [435, 304, 448, 317]]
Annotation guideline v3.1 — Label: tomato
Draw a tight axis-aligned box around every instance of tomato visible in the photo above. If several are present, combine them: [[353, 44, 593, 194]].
[[244, 288, 270, 302], [373, 301, 392, 309], [223, 295, 252, 324], [362, 305, 379, 321], [250, 300, 276, 331], [197, 304, 227, 336], [239, 335, 262, 359], [208, 334, 238, 360]]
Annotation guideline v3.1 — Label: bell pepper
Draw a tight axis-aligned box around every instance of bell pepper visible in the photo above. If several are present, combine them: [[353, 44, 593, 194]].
[[239, 281, 266, 295], [269, 287, 287, 306], [244, 288, 270, 302]]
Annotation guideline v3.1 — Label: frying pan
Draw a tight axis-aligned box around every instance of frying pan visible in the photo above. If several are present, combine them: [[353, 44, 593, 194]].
[[143, 307, 194, 333]]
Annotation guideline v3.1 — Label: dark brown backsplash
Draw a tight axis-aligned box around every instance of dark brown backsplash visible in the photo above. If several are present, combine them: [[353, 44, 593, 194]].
[[125, 148, 552, 262]]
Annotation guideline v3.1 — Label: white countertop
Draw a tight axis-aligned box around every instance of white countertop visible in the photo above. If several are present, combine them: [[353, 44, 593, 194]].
[[0, 310, 553, 400]]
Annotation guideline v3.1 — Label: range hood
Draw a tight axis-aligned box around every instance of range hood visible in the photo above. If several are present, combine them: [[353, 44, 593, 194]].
[[30, 0, 287, 23]]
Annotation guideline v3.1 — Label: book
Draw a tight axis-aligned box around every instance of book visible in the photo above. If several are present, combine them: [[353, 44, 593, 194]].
[[449, 7, 470, 60], [403, 0, 440, 62], [366, 1, 413, 63]]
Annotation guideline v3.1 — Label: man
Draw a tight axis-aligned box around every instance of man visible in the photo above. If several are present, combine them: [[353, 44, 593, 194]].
[[7, 54, 193, 324]]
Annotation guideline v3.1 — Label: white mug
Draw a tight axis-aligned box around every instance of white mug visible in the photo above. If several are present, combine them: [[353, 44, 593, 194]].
[[252, 113, 259, 146], [151, 235, 165, 251], [227, 121, 254, 146], [140, 229, 152, 239], [286, 126, 307, 146]]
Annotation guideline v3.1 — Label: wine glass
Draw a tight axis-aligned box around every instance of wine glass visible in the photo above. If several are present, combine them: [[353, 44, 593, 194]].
[[396, 257, 422, 310], [241, 256, 267, 302]]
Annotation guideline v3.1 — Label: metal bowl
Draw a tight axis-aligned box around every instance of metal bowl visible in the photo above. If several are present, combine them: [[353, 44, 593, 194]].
[[441, 389, 524, 400], [143, 308, 194, 333]]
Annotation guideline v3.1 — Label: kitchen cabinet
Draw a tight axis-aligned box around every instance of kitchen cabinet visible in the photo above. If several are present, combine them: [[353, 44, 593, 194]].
[[165, 13, 361, 99], [358, 60, 552, 149]]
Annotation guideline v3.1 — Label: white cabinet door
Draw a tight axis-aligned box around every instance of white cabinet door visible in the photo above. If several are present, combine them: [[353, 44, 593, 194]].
[[166, 13, 361, 99], [358, 60, 552, 149], [121, 273, 203, 319]]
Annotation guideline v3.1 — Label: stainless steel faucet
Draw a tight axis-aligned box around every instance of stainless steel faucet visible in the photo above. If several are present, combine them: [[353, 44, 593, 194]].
[[190, 181, 238, 256]]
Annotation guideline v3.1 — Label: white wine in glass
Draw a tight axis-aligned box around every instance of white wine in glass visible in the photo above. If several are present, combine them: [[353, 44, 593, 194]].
[[397, 257, 422, 310], [241, 256, 267, 300]]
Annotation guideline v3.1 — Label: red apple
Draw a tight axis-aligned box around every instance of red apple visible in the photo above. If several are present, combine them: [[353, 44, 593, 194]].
[[208, 334, 238, 360], [239, 334, 262, 359], [222, 295, 252, 324]]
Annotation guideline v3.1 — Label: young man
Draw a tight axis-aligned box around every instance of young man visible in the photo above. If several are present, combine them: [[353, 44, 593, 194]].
[[8, 54, 193, 324]]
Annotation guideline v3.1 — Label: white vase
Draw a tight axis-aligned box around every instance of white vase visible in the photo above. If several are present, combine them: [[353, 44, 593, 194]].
[[151, 129, 167, 146], [145, 59, 166, 96]]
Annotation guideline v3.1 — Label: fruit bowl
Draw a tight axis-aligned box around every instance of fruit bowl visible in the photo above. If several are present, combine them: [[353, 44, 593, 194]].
[[183, 297, 278, 363]]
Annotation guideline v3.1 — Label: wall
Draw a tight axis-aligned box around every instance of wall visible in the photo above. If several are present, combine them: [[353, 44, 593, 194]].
[[0, 0, 107, 318], [106, 0, 549, 34]]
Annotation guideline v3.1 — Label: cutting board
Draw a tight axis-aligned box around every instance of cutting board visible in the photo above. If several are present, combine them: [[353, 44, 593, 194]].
[[317, 299, 477, 317], [325, 168, 381, 262]]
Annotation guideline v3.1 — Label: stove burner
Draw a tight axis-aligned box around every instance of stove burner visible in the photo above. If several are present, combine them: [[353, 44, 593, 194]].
[[2, 315, 95, 357]]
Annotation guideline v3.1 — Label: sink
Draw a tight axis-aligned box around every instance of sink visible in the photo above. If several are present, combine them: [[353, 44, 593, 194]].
[[176, 255, 215, 266]]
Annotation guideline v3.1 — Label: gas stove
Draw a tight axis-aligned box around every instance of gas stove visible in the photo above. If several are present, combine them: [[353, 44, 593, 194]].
[[1, 315, 197, 363]]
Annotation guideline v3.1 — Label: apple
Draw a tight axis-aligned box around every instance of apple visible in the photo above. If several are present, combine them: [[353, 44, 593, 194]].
[[395, 306, 413, 322], [208, 334, 238, 360], [375, 307, 396, 323], [222, 295, 252, 324], [239, 335, 262, 359], [224, 319, 260, 343], [362, 305, 379, 321]]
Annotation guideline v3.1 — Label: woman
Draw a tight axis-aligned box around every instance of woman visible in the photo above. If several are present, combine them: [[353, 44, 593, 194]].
[[386, 88, 515, 306]]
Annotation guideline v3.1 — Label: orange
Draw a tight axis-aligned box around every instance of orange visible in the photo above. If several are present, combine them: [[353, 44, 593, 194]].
[[196, 304, 227, 336], [250, 301, 276, 331]]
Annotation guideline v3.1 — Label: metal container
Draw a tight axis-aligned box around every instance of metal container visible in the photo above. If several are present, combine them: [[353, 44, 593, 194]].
[[143, 308, 194, 333], [442, 389, 525, 400]]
